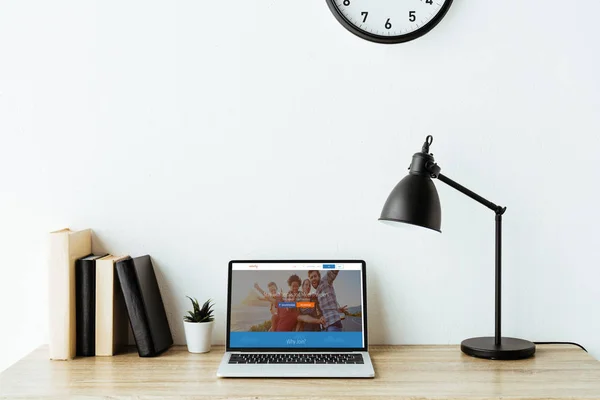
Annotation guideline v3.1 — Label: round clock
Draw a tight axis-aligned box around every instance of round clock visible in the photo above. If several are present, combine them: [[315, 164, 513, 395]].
[[325, 0, 453, 44]]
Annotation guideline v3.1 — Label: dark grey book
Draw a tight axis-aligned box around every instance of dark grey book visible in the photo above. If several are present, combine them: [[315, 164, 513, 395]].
[[75, 254, 106, 357], [115, 255, 173, 357]]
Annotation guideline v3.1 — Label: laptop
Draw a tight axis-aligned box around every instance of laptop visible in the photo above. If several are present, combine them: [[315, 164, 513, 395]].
[[217, 260, 374, 378]]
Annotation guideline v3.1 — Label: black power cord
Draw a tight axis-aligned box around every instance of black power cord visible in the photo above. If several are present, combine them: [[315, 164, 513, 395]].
[[534, 342, 588, 352]]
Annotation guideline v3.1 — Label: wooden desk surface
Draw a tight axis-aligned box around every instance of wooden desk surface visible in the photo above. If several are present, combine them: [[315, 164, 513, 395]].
[[1, 345, 599, 399]]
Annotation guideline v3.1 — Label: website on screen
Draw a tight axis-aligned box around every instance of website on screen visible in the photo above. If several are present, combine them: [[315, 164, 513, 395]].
[[229, 262, 364, 348]]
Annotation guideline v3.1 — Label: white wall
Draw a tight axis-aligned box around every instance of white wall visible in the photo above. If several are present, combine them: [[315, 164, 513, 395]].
[[1, 0, 599, 372]]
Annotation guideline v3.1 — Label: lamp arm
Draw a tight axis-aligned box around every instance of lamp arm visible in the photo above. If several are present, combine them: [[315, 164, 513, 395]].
[[435, 172, 506, 215], [418, 135, 504, 215], [436, 171, 504, 346]]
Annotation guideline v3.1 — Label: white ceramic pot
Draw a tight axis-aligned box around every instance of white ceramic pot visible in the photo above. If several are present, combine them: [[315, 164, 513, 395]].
[[183, 320, 214, 353]]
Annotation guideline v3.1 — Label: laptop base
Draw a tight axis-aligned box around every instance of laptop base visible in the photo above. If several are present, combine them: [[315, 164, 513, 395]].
[[217, 352, 374, 378]]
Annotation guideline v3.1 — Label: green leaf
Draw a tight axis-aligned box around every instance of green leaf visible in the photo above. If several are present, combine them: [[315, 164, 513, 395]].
[[187, 296, 201, 316], [200, 300, 209, 313]]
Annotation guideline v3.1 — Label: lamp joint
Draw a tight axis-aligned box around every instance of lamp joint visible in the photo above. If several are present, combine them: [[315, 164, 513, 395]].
[[425, 161, 441, 179]]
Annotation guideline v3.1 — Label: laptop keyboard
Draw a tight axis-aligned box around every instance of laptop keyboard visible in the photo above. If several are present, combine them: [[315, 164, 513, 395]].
[[228, 353, 364, 364]]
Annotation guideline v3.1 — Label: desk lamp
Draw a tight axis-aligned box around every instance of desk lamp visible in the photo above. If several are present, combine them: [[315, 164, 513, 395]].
[[379, 135, 535, 360]]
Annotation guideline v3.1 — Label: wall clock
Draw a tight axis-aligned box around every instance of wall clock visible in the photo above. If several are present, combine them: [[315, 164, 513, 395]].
[[325, 0, 453, 44]]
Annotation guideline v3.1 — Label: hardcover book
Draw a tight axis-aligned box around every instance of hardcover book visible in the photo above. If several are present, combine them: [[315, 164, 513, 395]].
[[116, 255, 173, 357], [48, 228, 92, 360], [95, 255, 130, 356], [75, 254, 107, 357]]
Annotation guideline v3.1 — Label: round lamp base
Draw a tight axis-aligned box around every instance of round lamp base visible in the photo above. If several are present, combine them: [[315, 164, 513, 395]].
[[461, 337, 536, 360]]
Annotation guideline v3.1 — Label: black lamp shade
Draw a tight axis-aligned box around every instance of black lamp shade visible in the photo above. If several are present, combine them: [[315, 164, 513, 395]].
[[379, 174, 442, 232]]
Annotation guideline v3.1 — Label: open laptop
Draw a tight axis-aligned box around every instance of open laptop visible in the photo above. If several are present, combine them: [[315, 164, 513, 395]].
[[217, 260, 374, 378]]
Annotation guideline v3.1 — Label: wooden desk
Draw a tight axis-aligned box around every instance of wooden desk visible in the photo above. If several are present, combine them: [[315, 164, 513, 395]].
[[1, 345, 599, 399]]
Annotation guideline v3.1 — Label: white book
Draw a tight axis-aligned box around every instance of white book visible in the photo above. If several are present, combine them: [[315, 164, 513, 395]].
[[48, 228, 92, 360], [95, 255, 130, 356]]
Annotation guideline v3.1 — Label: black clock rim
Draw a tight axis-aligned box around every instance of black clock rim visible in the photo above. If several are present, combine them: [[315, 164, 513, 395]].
[[325, 0, 454, 44]]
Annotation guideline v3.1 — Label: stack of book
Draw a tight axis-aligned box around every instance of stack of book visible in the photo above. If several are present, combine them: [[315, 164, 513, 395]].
[[48, 228, 173, 359]]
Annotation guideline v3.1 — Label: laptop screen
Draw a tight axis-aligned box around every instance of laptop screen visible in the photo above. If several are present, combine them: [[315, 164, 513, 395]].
[[227, 261, 366, 350]]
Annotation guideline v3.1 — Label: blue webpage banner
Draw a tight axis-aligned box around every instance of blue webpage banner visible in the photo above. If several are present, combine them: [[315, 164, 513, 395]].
[[230, 332, 363, 348]]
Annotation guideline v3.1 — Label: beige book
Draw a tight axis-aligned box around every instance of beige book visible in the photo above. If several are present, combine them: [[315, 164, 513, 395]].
[[48, 228, 92, 360], [95, 255, 130, 356]]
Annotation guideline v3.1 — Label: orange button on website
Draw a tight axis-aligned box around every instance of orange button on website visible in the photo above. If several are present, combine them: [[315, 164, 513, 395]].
[[296, 302, 315, 308]]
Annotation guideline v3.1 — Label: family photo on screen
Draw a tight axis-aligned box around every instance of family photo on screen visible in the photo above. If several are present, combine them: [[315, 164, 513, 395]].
[[230, 269, 363, 333]]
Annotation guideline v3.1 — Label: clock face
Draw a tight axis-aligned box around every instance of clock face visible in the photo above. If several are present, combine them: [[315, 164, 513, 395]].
[[325, 0, 453, 44]]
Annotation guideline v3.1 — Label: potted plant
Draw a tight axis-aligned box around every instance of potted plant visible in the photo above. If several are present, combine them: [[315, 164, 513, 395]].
[[183, 296, 215, 353]]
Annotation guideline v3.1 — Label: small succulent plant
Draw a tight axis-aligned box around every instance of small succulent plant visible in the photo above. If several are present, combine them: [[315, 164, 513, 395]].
[[184, 297, 215, 323]]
